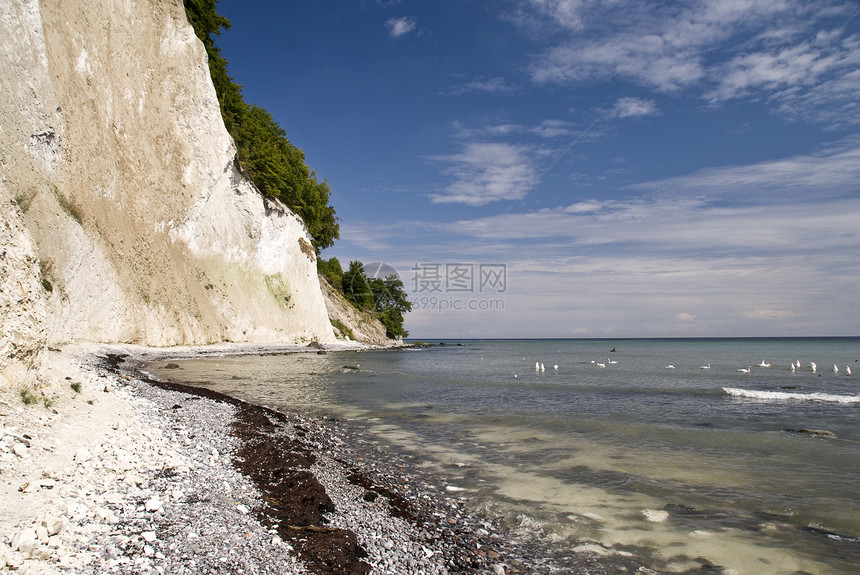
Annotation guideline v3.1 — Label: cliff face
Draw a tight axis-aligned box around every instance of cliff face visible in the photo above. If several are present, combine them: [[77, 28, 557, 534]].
[[319, 277, 392, 347], [0, 0, 337, 385]]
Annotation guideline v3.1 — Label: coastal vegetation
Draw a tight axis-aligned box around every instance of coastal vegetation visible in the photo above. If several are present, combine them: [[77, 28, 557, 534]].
[[183, 0, 339, 251], [322, 258, 412, 338]]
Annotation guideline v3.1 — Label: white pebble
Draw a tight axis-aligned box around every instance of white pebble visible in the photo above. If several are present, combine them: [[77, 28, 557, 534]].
[[74, 446, 92, 463], [643, 509, 669, 522]]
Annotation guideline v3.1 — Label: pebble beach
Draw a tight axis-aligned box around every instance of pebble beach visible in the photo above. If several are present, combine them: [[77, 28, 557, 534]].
[[0, 347, 589, 575]]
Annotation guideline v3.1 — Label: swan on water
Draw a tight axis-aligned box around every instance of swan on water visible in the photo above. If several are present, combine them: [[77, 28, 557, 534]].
[[540, 363, 546, 372], [535, 362, 540, 372], [810, 362, 817, 373], [847, 366, 852, 376], [608, 358, 618, 364], [553, 364, 559, 371], [758, 360, 771, 368], [738, 366, 751, 373], [700, 363, 711, 370], [666, 365, 675, 369], [833, 364, 839, 374], [790, 363, 796, 372], [597, 362, 606, 368]]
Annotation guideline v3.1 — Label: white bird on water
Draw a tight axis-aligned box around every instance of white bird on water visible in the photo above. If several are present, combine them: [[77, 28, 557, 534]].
[[535, 362, 540, 372], [553, 364, 559, 371], [738, 366, 751, 374], [811, 362, 817, 373], [847, 366, 852, 376], [608, 358, 618, 364], [540, 363, 546, 372], [597, 362, 606, 368], [700, 363, 711, 370], [790, 363, 796, 373], [758, 360, 771, 368], [833, 364, 839, 374], [665, 365, 675, 369]]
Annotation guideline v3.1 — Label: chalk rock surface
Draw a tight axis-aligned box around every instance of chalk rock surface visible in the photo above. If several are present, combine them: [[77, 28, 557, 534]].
[[0, 0, 334, 366]]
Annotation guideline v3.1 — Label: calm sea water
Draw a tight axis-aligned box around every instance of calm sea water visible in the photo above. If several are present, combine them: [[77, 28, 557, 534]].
[[150, 338, 860, 574]]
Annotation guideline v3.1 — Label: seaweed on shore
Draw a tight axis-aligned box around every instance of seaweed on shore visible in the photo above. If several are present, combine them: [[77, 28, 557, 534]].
[[230, 404, 371, 574], [101, 354, 371, 575]]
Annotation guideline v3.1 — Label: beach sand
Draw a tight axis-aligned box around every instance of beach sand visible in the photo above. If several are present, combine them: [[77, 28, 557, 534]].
[[1, 345, 577, 574]]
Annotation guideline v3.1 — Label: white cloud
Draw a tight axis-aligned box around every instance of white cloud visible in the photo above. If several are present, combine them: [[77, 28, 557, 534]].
[[519, 0, 860, 125], [430, 142, 540, 205], [436, 140, 860, 256], [631, 139, 860, 199], [386, 16, 416, 38], [332, 160, 860, 336], [530, 119, 577, 138], [706, 28, 860, 127], [563, 200, 603, 213], [610, 97, 659, 118]]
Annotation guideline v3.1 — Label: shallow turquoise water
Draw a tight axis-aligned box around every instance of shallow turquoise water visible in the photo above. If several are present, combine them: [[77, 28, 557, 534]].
[[152, 338, 860, 574]]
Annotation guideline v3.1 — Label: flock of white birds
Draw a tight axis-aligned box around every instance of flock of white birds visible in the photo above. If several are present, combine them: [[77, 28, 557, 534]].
[[522, 358, 853, 376]]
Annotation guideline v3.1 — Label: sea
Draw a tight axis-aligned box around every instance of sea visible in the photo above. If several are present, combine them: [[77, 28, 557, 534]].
[[149, 338, 860, 574]]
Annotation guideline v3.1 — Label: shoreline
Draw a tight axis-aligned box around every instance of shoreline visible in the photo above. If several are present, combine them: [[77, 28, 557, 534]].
[[3, 344, 586, 574]]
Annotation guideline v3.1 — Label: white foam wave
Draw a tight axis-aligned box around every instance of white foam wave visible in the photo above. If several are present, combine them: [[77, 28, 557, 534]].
[[722, 387, 860, 404]]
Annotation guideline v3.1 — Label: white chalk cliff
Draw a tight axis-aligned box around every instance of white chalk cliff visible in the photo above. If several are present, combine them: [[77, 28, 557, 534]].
[[1, 0, 339, 387]]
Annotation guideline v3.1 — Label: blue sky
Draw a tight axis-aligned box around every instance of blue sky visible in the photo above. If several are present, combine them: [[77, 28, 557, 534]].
[[215, 0, 860, 338]]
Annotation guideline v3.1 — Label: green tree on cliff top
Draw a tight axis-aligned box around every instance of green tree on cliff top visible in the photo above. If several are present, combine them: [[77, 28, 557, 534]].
[[183, 0, 339, 251]]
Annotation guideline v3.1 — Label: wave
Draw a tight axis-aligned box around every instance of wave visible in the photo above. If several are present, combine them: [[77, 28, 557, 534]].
[[722, 387, 860, 404]]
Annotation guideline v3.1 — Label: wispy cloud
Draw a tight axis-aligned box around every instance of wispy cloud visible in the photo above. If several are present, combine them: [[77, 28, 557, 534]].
[[450, 76, 516, 95], [706, 28, 860, 127], [610, 97, 660, 118], [429, 142, 540, 205], [631, 138, 860, 201], [530, 119, 577, 137], [518, 0, 860, 125], [333, 146, 860, 337], [386, 16, 416, 38]]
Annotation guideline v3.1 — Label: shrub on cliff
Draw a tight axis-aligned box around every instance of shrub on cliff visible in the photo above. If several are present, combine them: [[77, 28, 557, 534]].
[[337, 260, 411, 339], [183, 0, 339, 251]]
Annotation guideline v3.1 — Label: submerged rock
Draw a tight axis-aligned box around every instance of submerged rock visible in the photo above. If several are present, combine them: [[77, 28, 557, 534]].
[[792, 428, 837, 438]]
